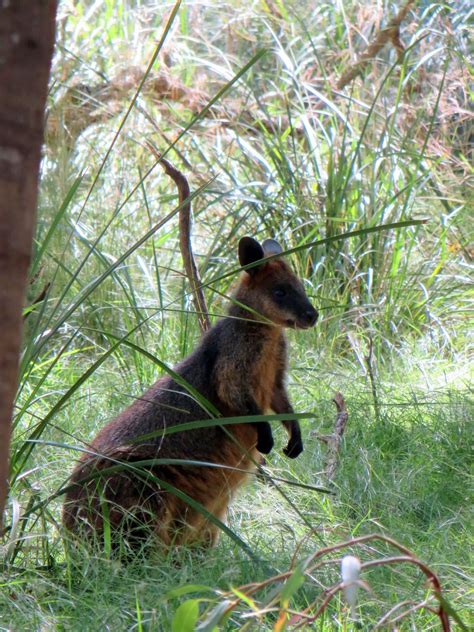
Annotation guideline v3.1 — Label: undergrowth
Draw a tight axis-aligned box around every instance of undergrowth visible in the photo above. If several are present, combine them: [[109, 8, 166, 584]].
[[1, 0, 472, 629]]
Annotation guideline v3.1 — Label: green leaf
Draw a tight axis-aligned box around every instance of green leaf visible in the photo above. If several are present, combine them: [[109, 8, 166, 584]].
[[30, 173, 84, 277], [196, 600, 233, 632], [172, 599, 199, 632], [280, 565, 305, 603], [201, 219, 428, 289], [163, 585, 216, 601]]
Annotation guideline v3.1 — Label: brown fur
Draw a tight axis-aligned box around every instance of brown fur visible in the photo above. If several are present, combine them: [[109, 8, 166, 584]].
[[62, 237, 317, 550]]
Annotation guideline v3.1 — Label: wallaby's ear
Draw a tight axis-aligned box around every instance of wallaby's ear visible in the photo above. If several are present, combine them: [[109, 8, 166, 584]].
[[262, 239, 283, 257], [238, 237, 265, 274]]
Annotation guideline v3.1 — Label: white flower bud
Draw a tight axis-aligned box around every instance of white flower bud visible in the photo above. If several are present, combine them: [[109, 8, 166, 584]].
[[341, 555, 361, 619]]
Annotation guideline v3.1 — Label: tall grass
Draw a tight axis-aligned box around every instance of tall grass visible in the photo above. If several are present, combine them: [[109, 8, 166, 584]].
[[1, 1, 472, 629]]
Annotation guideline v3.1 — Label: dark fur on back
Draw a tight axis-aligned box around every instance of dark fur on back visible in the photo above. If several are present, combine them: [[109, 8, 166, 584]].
[[62, 237, 317, 549]]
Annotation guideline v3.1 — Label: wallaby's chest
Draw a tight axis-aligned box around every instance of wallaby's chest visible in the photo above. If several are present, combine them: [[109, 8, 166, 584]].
[[250, 331, 282, 411], [213, 324, 285, 415]]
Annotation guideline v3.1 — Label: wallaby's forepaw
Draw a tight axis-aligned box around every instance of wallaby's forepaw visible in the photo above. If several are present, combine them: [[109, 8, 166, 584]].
[[255, 422, 274, 454], [253, 421, 274, 454], [257, 433, 274, 454], [283, 437, 303, 459]]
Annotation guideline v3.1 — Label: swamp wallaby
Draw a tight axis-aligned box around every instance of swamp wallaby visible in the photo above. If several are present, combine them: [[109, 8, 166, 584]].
[[63, 236, 318, 548]]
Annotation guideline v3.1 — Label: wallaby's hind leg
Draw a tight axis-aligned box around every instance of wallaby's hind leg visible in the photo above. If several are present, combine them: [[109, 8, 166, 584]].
[[63, 452, 234, 550], [63, 470, 163, 550], [63, 446, 165, 551]]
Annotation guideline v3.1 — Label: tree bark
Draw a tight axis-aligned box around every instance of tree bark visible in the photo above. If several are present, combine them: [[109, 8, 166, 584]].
[[0, 1, 57, 529]]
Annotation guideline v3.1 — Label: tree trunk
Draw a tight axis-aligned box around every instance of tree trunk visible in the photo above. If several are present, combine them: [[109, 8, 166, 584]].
[[0, 1, 57, 529]]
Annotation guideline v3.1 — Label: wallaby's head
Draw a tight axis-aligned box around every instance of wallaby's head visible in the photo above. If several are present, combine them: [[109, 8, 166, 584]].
[[235, 236, 318, 329]]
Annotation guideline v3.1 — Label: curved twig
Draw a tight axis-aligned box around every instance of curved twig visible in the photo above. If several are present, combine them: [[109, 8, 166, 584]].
[[337, 0, 415, 89], [23, 282, 51, 320], [315, 392, 349, 481], [147, 144, 210, 334]]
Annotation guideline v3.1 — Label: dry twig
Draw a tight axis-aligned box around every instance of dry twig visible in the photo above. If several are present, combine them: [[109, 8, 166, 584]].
[[47, 66, 306, 149], [315, 392, 349, 481], [47, 67, 208, 145], [217, 533, 455, 631], [337, 0, 415, 89], [365, 335, 381, 423], [23, 282, 51, 320], [146, 144, 210, 334]]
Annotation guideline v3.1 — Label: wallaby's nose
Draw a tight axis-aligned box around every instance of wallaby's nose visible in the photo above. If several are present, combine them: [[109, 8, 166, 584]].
[[305, 308, 318, 327]]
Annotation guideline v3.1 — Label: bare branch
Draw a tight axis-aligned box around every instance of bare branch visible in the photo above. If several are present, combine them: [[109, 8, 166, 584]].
[[337, 0, 415, 89], [217, 532, 455, 631], [23, 282, 51, 320], [315, 392, 349, 481], [147, 145, 210, 334], [365, 335, 381, 423]]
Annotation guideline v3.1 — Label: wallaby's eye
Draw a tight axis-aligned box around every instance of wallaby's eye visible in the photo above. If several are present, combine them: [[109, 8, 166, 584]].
[[273, 288, 286, 299]]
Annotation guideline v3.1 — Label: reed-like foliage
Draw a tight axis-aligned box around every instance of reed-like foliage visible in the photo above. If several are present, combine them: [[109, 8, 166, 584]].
[[1, 1, 472, 629]]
